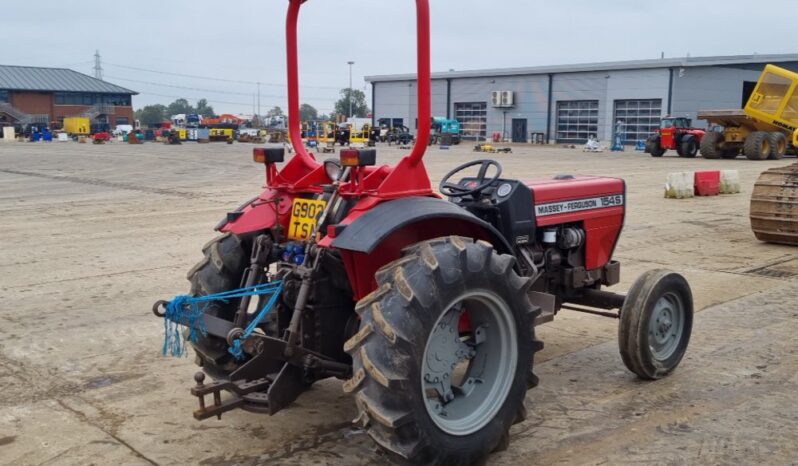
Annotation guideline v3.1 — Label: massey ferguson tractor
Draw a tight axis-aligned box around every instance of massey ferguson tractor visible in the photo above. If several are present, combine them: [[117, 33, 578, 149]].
[[645, 116, 705, 157], [154, 1, 694, 464]]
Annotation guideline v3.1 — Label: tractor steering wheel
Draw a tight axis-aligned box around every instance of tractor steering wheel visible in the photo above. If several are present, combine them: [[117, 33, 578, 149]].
[[439, 159, 503, 198]]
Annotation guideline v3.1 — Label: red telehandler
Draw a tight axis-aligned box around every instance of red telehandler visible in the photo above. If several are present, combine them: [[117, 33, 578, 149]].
[[154, 1, 694, 464], [645, 116, 705, 157]]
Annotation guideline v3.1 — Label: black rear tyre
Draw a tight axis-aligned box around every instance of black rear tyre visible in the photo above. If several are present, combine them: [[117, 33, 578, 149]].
[[618, 269, 693, 380], [744, 131, 771, 160], [678, 136, 698, 158], [768, 132, 787, 160], [700, 131, 723, 159], [186, 233, 249, 378], [344, 237, 541, 464]]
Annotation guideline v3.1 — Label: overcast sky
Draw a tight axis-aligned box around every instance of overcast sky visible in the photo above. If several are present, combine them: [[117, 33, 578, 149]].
[[3, 0, 794, 115]]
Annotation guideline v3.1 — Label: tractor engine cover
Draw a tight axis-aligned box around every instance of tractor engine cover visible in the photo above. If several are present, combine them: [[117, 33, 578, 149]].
[[527, 175, 625, 270]]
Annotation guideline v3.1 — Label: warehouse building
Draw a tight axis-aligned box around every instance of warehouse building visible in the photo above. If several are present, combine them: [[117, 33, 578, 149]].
[[366, 53, 798, 144], [0, 65, 136, 129]]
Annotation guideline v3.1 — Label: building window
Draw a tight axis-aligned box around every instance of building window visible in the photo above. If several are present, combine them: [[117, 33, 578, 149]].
[[0, 90, 8, 103], [454, 102, 487, 140], [54, 92, 91, 105], [53, 92, 131, 106], [115, 117, 129, 125], [556, 100, 598, 143], [101, 94, 131, 106], [613, 99, 662, 144]]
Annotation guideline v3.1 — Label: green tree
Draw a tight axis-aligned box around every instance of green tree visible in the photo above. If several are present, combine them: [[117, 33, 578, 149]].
[[196, 99, 216, 118], [299, 103, 318, 121], [334, 89, 370, 118], [135, 104, 167, 126], [166, 98, 195, 117], [266, 106, 284, 118]]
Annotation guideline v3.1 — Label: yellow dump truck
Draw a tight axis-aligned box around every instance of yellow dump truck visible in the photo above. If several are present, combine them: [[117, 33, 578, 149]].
[[63, 117, 91, 136], [699, 64, 798, 160], [734, 65, 798, 245]]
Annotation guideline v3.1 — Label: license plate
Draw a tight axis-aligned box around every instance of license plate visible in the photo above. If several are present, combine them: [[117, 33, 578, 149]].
[[288, 198, 327, 240]]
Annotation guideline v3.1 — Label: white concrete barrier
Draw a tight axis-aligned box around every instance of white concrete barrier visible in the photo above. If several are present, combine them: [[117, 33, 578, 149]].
[[665, 172, 694, 199], [719, 170, 741, 194]]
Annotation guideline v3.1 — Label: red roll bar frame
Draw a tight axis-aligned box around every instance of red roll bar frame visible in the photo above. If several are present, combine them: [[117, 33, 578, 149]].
[[282, 0, 433, 198]]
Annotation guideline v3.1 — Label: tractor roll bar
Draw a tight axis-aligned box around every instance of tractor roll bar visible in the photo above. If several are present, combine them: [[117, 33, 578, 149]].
[[285, 0, 431, 167]]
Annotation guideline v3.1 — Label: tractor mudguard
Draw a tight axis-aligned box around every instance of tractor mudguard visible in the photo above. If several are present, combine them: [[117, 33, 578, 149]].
[[331, 196, 512, 254], [217, 189, 294, 235], [330, 197, 514, 300]]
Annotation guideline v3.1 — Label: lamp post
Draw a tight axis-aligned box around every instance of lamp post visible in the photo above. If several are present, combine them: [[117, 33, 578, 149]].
[[347, 61, 355, 119]]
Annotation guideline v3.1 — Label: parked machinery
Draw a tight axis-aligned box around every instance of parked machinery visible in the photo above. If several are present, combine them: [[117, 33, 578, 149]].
[[153, 1, 694, 464], [170, 113, 203, 141], [644, 116, 705, 157], [750, 162, 798, 245], [63, 117, 91, 136], [736, 65, 798, 245], [699, 64, 798, 160], [207, 123, 237, 142], [386, 125, 414, 145], [429, 116, 461, 145]]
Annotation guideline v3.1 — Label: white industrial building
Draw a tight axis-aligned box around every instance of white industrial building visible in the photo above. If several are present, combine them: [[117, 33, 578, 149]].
[[366, 54, 798, 144]]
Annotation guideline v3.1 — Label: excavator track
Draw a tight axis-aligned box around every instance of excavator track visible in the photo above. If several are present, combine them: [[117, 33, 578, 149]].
[[750, 162, 798, 245]]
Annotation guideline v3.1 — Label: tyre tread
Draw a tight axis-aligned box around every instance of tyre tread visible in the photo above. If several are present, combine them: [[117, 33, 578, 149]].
[[344, 236, 542, 464]]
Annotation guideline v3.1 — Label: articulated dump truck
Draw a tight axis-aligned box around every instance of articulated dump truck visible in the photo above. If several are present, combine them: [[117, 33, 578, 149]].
[[708, 65, 798, 244], [698, 65, 798, 160]]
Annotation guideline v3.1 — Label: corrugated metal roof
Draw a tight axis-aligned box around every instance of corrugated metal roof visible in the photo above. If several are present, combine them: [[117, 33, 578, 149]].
[[0, 65, 137, 94], [366, 53, 798, 83]]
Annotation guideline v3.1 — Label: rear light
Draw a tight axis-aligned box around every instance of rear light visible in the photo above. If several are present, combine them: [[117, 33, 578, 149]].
[[253, 147, 285, 164], [339, 148, 377, 167], [253, 148, 267, 163], [339, 149, 359, 167]]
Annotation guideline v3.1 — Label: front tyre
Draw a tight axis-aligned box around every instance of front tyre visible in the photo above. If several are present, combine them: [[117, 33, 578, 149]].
[[700, 131, 723, 159], [618, 269, 693, 380], [343, 237, 541, 464], [648, 135, 665, 157]]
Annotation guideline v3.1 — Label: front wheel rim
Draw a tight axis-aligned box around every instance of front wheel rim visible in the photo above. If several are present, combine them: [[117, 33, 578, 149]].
[[422, 290, 518, 436], [648, 291, 685, 360]]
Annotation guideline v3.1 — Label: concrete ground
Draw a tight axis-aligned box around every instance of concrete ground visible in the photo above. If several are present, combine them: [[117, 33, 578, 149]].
[[1, 140, 797, 465]]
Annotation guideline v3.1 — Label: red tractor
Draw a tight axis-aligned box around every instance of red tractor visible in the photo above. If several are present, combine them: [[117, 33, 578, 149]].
[[154, 1, 694, 464], [645, 116, 706, 157]]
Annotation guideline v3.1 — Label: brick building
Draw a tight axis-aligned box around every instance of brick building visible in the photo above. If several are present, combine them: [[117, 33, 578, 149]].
[[0, 65, 137, 129]]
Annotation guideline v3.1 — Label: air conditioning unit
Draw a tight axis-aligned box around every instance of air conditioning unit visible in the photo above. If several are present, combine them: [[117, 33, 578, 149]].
[[491, 90, 514, 107]]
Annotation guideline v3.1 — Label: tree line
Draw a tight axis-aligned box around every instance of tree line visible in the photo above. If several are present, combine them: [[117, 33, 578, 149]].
[[134, 88, 370, 126]]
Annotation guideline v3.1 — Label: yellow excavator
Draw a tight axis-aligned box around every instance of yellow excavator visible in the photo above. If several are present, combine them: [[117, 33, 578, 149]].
[[740, 65, 798, 245]]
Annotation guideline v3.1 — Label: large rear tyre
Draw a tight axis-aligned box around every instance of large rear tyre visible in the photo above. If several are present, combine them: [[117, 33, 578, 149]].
[[768, 132, 787, 160], [618, 269, 693, 380], [678, 137, 698, 158], [699, 131, 723, 159], [344, 237, 541, 464], [744, 131, 771, 160], [186, 233, 249, 379]]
